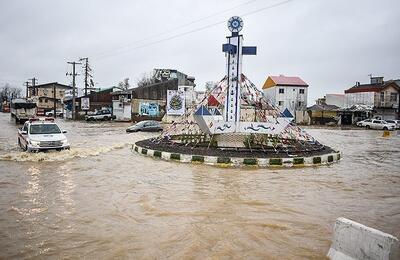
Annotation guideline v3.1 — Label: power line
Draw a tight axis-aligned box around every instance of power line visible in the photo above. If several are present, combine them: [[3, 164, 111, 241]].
[[93, 0, 259, 58], [95, 0, 295, 61]]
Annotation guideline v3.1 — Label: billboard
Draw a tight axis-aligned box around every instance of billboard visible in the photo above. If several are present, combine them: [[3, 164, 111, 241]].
[[139, 102, 160, 117], [81, 97, 90, 110], [166, 90, 185, 115]]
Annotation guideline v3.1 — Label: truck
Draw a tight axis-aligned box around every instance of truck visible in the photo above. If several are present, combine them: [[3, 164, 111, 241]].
[[10, 99, 37, 124]]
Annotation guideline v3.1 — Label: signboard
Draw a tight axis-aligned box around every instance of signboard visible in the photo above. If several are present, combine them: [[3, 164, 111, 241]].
[[154, 69, 177, 81], [139, 102, 159, 116], [81, 97, 90, 110], [166, 90, 185, 115]]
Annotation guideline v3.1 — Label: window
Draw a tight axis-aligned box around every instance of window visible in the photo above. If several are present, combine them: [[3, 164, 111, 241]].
[[30, 124, 61, 134], [390, 93, 397, 102], [278, 101, 284, 106], [380, 92, 384, 101], [279, 88, 284, 94], [45, 99, 48, 103], [299, 89, 305, 94], [298, 101, 303, 107]]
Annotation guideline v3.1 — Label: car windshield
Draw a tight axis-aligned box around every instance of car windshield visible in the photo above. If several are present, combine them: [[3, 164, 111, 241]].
[[134, 121, 148, 127], [30, 124, 61, 134]]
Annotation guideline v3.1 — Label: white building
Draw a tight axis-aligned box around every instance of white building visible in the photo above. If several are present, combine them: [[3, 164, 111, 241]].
[[344, 77, 400, 120], [326, 94, 345, 107], [262, 75, 309, 117], [111, 89, 132, 121]]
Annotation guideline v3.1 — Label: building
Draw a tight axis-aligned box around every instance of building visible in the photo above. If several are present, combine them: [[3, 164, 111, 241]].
[[131, 79, 178, 121], [307, 103, 339, 125], [131, 69, 196, 122], [344, 77, 400, 120], [28, 82, 72, 115], [326, 94, 345, 107], [262, 75, 309, 117], [112, 89, 132, 121], [64, 87, 113, 119]]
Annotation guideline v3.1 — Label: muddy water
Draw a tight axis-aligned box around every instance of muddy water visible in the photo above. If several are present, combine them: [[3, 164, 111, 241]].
[[0, 113, 399, 259]]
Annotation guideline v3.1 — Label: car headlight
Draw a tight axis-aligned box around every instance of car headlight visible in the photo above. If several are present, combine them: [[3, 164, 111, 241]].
[[30, 140, 40, 146]]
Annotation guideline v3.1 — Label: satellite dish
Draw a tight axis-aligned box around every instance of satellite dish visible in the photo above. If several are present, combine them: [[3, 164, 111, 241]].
[[227, 16, 243, 33]]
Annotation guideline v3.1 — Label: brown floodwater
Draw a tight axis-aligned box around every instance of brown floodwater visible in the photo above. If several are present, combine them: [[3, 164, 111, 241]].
[[0, 113, 399, 259]]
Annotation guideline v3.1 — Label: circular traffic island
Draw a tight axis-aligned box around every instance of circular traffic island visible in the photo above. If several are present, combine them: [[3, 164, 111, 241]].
[[132, 134, 341, 168]]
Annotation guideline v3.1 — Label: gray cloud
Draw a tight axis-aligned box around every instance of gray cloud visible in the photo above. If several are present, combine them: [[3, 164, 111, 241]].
[[0, 0, 399, 104]]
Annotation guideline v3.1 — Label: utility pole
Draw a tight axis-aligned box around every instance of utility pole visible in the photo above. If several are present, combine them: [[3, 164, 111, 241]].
[[24, 81, 31, 99], [67, 61, 81, 120], [79, 57, 89, 96], [53, 83, 57, 119], [28, 77, 38, 98], [80, 57, 89, 115]]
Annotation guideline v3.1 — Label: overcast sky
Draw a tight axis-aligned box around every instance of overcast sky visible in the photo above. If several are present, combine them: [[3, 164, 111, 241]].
[[0, 0, 399, 103]]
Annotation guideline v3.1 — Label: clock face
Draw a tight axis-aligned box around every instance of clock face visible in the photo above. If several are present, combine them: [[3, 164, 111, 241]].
[[228, 16, 243, 33]]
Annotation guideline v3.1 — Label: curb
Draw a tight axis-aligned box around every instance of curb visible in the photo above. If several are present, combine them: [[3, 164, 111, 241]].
[[131, 143, 341, 168]]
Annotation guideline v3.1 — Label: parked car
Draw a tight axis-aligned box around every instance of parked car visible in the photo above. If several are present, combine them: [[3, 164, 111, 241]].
[[364, 119, 395, 130], [45, 109, 63, 117], [385, 120, 400, 129], [126, 120, 163, 133], [85, 109, 115, 121], [356, 119, 372, 127], [17, 118, 70, 152]]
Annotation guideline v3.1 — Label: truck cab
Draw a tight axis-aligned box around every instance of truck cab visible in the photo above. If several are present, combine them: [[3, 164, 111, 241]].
[[17, 118, 70, 152]]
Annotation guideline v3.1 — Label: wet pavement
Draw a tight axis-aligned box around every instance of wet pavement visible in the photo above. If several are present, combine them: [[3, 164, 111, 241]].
[[0, 112, 399, 259]]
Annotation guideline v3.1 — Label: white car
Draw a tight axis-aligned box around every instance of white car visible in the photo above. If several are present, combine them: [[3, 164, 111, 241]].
[[385, 119, 400, 129], [45, 109, 63, 117], [18, 118, 70, 152], [364, 119, 395, 130], [85, 109, 115, 121], [356, 119, 372, 127]]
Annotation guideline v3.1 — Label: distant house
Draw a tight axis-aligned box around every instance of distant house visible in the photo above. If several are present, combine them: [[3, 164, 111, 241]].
[[262, 75, 309, 117], [28, 82, 72, 116], [344, 77, 399, 120], [307, 103, 339, 125]]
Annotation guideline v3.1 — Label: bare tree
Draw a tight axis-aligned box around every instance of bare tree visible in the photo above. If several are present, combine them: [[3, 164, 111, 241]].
[[116, 78, 131, 91], [0, 83, 22, 102], [136, 72, 156, 88], [205, 81, 217, 91]]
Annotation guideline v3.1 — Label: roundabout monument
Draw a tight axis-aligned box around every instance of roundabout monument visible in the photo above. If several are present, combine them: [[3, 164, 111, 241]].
[[133, 16, 340, 167]]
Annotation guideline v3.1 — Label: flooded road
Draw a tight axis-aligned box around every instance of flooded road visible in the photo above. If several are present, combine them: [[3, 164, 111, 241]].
[[0, 112, 399, 259]]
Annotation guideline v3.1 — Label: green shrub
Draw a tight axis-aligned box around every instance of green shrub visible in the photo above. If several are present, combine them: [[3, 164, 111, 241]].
[[134, 146, 138, 152], [328, 155, 334, 162], [154, 151, 162, 157], [141, 149, 147, 155]]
